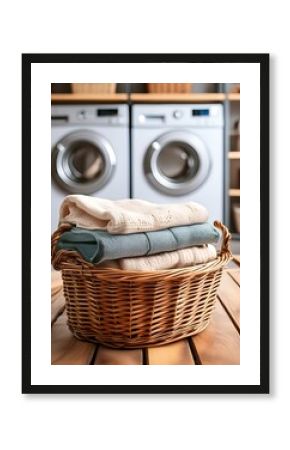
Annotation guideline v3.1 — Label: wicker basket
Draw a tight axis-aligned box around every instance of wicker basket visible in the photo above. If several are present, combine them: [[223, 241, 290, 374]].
[[71, 83, 116, 94], [147, 83, 192, 94], [51, 221, 232, 349]]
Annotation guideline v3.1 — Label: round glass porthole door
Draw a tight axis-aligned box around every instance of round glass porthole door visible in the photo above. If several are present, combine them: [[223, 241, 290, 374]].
[[144, 131, 211, 195], [52, 130, 116, 194]]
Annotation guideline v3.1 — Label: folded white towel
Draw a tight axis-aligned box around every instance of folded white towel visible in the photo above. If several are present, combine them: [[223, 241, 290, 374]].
[[59, 195, 209, 234], [100, 244, 217, 271]]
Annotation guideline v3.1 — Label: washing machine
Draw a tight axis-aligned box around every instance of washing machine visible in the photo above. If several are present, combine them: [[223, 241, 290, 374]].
[[51, 104, 129, 230], [131, 104, 224, 223]]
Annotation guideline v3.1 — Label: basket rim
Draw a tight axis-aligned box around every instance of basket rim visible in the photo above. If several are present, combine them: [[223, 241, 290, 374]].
[[56, 250, 231, 278]]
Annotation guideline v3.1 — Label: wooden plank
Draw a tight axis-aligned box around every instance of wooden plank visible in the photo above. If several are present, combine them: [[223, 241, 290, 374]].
[[226, 259, 240, 269], [52, 93, 226, 104], [192, 299, 240, 365], [51, 93, 128, 103], [228, 152, 240, 159], [51, 269, 63, 296], [217, 271, 240, 329], [94, 346, 142, 365], [51, 312, 96, 365], [228, 269, 240, 286], [227, 93, 240, 101], [233, 255, 240, 266], [51, 289, 66, 324], [229, 188, 240, 197], [51, 271, 65, 324], [148, 340, 195, 365], [131, 93, 226, 103]]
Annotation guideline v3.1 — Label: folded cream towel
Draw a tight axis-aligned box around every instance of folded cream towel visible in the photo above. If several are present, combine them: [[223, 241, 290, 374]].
[[100, 244, 217, 271], [59, 195, 209, 234]]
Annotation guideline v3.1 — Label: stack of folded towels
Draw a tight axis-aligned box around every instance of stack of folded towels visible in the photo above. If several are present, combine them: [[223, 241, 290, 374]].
[[56, 195, 220, 271]]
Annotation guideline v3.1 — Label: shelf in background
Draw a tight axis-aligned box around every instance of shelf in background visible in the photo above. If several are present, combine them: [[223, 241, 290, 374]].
[[51, 92, 232, 104], [51, 93, 129, 103], [130, 93, 226, 103], [228, 152, 240, 159], [229, 189, 240, 197], [227, 93, 240, 101]]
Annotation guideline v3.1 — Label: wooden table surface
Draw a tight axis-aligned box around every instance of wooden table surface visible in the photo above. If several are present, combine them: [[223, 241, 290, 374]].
[[51, 257, 240, 365]]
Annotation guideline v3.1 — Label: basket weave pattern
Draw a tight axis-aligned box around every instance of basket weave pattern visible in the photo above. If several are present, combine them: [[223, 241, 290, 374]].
[[71, 83, 116, 94], [147, 83, 192, 93], [51, 221, 232, 348]]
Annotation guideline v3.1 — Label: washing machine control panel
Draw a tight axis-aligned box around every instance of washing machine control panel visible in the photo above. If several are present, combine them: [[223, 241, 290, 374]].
[[192, 108, 210, 116], [77, 110, 87, 120], [52, 104, 128, 126], [134, 104, 224, 127], [173, 110, 183, 119]]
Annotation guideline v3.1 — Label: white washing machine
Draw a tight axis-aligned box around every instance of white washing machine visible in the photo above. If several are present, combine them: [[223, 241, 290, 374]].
[[51, 104, 129, 230], [131, 104, 224, 223]]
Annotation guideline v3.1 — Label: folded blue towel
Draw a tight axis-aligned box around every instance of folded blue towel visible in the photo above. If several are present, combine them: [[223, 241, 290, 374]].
[[57, 222, 220, 264]]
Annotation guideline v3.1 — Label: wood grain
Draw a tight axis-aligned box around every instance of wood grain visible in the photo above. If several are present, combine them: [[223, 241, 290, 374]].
[[94, 346, 142, 365], [130, 93, 226, 103], [229, 188, 240, 197], [51, 93, 128, 103], [228, 152, 240, 160], [233, 255, 240, 266], [51, 312, 96, 365], [51, 270, 63, 296], [192, 299, 240, 365], [51, 289, 66, 324], [52, 93, 228, 104], [228, 269, 240, 286], [51, 270, 65, 324], [148, 340, 195, 365], [217, 271, 240, 329], [228, 93, 240, 101]]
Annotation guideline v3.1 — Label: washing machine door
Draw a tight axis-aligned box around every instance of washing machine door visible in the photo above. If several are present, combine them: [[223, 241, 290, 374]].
[[144, 131, 211, 195], [52, 130, 116, 194]]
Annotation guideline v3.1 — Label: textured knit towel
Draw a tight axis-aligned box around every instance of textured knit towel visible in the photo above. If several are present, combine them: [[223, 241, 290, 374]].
[[58, 195, 209, 234], [100, 244, 217, 271], [57, 223, 220, 263]]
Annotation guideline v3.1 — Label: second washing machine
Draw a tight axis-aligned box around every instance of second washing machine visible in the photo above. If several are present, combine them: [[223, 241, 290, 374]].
[[131, 104, 224, 223], [51, 104, 129, 230]]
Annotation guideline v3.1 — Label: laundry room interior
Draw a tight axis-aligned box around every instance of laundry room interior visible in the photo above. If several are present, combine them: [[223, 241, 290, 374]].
[[51, 82, 240, 254]]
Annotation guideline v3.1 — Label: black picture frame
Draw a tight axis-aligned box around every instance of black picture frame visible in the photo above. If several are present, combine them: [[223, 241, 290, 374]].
[[22, 53, 269, 394]]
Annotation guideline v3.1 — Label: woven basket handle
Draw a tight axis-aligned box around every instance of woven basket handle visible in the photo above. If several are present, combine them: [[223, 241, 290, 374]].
[[214, 220, 232, 258]]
